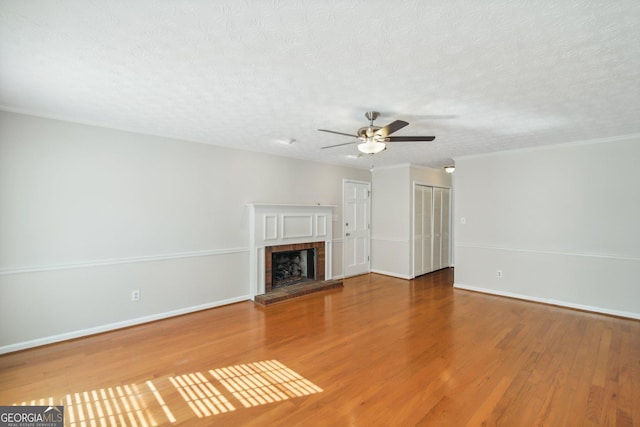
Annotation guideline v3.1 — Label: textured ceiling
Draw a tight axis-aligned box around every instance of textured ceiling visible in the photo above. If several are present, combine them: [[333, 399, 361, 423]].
[[1, 0, 639, 170]]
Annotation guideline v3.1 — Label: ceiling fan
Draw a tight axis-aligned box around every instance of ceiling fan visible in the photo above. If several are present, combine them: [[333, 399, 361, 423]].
[[319, 111, 435, 154]]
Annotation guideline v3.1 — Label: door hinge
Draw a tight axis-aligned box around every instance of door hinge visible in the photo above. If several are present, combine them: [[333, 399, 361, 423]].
[[367, 190, 371, 198]]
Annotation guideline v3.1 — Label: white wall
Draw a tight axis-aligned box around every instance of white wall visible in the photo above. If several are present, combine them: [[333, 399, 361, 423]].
[[371, 165, 411, 278], [454, 137, 640, 319], [371, 164, 451, 278], [0, 111, 370, 352]]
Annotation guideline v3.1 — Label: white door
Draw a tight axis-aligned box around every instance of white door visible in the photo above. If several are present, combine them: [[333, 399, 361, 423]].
[[413, 185, 433, 276], [343, 180, 371, 277], [433, 187, 451, 270], [440, 188, 451, 268], [433, 187, 443, 270]]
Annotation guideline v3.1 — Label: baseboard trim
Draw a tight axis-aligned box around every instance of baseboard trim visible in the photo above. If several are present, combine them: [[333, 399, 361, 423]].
[[0, 295, 251, 354], [454, 283, 640, 321], [371, 269, 412, 280]]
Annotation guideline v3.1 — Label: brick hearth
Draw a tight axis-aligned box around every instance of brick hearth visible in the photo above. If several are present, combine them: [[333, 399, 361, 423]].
[[254, 279, 343, 305]]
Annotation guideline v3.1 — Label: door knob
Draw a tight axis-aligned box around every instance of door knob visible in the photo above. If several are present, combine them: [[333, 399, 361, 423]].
[[346, 233, 351, 237]]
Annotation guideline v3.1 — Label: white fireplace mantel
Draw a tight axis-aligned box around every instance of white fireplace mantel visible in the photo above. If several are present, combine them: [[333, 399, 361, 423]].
[[248, 203, 335, 296]]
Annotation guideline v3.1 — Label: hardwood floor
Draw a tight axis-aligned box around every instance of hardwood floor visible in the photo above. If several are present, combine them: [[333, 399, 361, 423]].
[[1, 269, 639, 426]]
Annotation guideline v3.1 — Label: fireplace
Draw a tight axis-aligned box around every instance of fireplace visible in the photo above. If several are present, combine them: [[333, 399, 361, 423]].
[[248, 203, 334, 297], [265, 242, 325, 293]]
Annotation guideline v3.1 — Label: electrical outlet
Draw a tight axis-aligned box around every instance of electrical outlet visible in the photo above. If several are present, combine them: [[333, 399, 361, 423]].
[[496, 270, 503, 279], [131, 290, 140, 302]]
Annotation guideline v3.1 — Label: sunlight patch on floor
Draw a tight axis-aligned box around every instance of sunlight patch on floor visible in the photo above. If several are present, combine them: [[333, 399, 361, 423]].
[[210, 360, 323, 408], [12, 359, 321, 424], [146, 380, 176, 423], [66, 384, 159, 427], [169, 372, 235, 417]]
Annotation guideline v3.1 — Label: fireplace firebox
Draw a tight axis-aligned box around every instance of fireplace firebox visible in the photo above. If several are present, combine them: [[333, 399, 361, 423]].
[[264, 242, 325, 293], [271, 248, 316, 288]]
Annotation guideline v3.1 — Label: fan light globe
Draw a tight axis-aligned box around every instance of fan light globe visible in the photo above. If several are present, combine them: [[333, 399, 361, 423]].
[[358, 140, 386, 154]]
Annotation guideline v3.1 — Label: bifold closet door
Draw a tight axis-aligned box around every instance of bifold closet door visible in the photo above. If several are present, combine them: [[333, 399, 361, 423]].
[[433, 187, 451, 270], [413, 185, 433, 276], [440, 188, 450, 268]]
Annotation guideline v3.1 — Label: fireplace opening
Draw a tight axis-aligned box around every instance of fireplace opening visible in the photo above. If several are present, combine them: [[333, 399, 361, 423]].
[[272, 249, 316, 289], [265, 241, 325, 294]]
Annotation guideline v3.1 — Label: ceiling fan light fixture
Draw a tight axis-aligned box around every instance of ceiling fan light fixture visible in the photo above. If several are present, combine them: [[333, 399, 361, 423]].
[[358, 140, 386, 154], [319, 111, 435, 153]]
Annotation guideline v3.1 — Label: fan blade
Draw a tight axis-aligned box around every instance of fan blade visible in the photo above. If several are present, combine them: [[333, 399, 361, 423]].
[[321, 141, 357, 149], [318, 129, 358, 138], [386, 136, 436, 142], [375, 120, 409, 138]]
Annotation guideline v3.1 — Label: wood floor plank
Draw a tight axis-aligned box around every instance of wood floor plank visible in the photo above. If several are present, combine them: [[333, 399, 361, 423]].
[[1, 268, 639, 426]]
